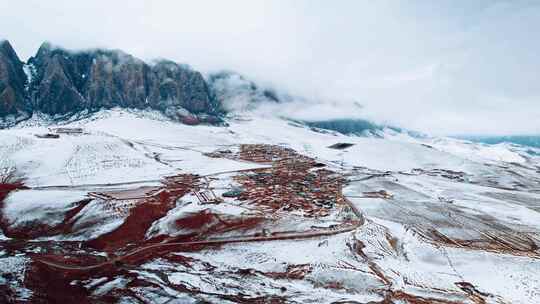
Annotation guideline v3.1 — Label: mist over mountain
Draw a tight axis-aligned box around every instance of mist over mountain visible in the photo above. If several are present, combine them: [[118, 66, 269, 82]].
[[2, 3, 540, 303], [1, 40, 396, 135], [2, 40, 537, 149], [207, 71, 283, 112]]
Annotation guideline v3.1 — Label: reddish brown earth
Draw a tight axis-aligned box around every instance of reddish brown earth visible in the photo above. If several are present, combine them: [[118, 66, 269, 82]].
[[0, 181, 28, 238], [173, 209, 266, 240], [3, 146, 368, 303], [425, 227, 540, 257], [24, 261, 93, 304], [1, 198, 93, 239], [265, 264, 313, 280], [235, 164, 346, 217], [87, 174, 198, 252], [0, 174, 197, 303], [0, 182, 26, 201]]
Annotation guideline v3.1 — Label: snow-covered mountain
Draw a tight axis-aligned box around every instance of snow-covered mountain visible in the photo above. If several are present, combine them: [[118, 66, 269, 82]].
[[0, 40, 225, 127], [0, 108, 539, 303]]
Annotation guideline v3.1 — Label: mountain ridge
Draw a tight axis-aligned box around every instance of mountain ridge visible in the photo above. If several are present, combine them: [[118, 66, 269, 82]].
[[0, 40, 225, 126], [0, 40, 30, 118]]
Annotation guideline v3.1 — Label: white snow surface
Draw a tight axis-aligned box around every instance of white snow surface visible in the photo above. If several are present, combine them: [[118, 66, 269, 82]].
[[2, 109, 536, 184], [3, 190, 87, 228], [1, 109, 539, 303]]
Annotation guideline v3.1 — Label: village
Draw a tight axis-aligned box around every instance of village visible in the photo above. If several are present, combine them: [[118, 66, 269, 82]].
[[2, 128, 538, 304], [70, 144, 365, 253]]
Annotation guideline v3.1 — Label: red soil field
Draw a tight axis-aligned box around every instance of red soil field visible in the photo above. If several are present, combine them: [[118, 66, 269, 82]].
[[87, 175, 198, 252]]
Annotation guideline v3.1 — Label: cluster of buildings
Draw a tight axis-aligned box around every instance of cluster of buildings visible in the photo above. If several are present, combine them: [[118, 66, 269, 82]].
[[232, 145, 346, 218], [238, 144, 313, 164], [205, 144, 314, 165], [162, 174, 201, 193], [409, 168, 467, 181], [89, 143, 351, 222]]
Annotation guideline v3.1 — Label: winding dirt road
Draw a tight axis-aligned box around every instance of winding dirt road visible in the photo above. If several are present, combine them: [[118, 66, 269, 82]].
[[33, 150, 366, 272], [37, 220, 362, 271]]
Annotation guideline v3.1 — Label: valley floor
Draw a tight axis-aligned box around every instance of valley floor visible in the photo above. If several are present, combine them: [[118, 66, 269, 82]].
[[0, 110, 539, 303]]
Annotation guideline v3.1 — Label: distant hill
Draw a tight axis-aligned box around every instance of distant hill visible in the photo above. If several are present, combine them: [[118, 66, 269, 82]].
[[0, 40, 223, 127], [458, 135, 540, 148], [298, 119, 390, 136]]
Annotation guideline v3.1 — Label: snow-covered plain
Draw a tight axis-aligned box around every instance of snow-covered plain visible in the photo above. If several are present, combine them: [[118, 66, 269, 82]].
[[0, 109, 539, 303], [3, 190, 87, 230]]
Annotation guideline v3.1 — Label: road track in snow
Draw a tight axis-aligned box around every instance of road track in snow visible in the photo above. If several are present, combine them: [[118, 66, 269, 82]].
[[36, 184, 365, 272], [34, 150, 366, 272], [36, 220, 362, 271]]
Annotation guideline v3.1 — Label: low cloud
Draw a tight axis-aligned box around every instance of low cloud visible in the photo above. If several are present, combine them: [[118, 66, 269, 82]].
[[1, 0, 539, 135]]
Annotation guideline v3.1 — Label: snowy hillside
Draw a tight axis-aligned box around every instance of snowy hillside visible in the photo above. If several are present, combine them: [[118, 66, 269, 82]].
[[0, 109, 539, 303]]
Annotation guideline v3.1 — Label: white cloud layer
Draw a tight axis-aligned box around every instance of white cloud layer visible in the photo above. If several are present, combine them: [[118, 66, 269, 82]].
[[1, 0, 539, 135]]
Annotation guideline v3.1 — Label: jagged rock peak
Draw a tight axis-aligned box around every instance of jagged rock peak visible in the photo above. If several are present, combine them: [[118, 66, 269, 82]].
[[0, 41, 293, 127], [0, 40, 21, 63], [0, 39, 30, 118], [22, 42, 222, 123]]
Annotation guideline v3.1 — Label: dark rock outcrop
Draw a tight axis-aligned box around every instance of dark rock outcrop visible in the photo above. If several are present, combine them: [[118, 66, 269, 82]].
[[151, 60, 217, 114], [27, 43, 221, 120], [0, 40, 29, 116], [27, 44, 86, 114], [1, 40, 223, 125]]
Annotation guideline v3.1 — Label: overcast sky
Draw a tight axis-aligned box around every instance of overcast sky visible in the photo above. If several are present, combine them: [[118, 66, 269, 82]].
[[1, 0, 539, 135]]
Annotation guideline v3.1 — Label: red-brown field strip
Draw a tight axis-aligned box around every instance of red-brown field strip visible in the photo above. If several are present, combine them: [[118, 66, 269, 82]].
[[34, 144, 366, 272], [36, 218, 362, 271]]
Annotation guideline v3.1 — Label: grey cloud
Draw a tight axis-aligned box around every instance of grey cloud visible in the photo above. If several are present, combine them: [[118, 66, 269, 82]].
[[1, 0, 539, 135]]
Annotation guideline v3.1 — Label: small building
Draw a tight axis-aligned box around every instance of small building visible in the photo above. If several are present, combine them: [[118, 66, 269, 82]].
[[363, 190, 393, 199], [222, 188, 244, 198], [50, 127, 84, 134], [328, 143, 355, 150], [35, 133, 60, 139], [195, 189, 222, 204], [89, 186, 161, 200]]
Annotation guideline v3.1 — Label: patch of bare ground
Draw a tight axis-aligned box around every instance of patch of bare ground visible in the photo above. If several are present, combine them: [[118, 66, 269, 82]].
[[86, 174, 199, 252], [24, 259, 95, 303], [265, 264, 313, 280], [172, 209, 267, 240], [383, 290, 469, 304], [231, 145, 349, 218], [425, 228, 540, 258], [1, 198, 93, 239], [0, 167, 28, 238], [22, 145, 366, 302]]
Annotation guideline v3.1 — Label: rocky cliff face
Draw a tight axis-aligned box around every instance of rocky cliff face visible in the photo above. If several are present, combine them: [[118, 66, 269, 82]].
[[0, 40, 30, 117], [0, 41, 223, 125]]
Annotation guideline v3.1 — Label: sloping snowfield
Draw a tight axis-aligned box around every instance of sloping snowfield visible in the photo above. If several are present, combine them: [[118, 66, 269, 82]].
[[0, 109, 539, 303]]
